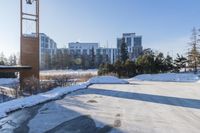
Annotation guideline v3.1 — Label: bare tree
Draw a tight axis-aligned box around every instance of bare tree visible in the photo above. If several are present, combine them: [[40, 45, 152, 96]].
[[187, 27, 200, 73]]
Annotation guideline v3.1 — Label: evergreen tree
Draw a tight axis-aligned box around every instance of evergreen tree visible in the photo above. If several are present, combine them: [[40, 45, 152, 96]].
[[174, 54, 187, 72], [98, 63, 114, 75], [124, 59, 136, 77], [164, 55, 174, 72], [136, 49, 155, 74], [114, 60, 123, 77], [154, 52, 165, 73], [120, 38, 129, 63]]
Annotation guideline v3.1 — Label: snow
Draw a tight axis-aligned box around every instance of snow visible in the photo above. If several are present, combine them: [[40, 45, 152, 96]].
[[0, 86, 14, 92], [0, 76, 128, 118], [132, 73, 199, 82], [27, 82, 200, 133], [0, 86, 16, 99], [0, 84, 87, 118], [87, 76, 129, 84], [0, 78, 18, 85]]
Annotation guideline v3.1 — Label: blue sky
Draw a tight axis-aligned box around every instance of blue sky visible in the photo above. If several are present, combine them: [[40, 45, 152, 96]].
[[0, 0, 200, 57]]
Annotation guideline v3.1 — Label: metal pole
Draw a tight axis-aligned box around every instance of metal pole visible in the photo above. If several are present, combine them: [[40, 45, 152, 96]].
[[36, 0, 39, 38]]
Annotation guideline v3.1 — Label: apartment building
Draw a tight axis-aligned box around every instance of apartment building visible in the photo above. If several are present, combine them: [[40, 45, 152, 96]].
[[39, 33, 57, 69], [68, 42, 118, 64], [117, 33, 143, 60], [68, 42, 99, 55]]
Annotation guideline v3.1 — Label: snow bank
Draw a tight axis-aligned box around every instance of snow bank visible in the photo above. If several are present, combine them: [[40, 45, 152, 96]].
[[0, 83, 88, 119], [86, 76, 129, 84], [132, 73, 199, 82], [0, 78, 18, 85], [0, 76, 127, 118]]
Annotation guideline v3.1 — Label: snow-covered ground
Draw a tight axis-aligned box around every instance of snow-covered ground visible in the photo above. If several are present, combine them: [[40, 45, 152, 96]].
[[87, 76, 129, 84], [0, 78, 18, 86], [132, 73, 200, 82], [1, 81, 200, 133], [40, 69, 98, 76], [0, 76, 127, 119]]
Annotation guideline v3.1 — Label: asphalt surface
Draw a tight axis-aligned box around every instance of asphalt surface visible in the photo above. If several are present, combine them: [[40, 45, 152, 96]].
[[0, 81, 200, 133]]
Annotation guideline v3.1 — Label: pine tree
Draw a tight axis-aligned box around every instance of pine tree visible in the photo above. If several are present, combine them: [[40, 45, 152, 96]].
[[136, 49, 155, 74], [187, 27, 200, 73], [174, 54, 187, 72], [124, 59, 136, 77], [120, 38, 129, 63], [114, 60, 123, 77], [164, 55, 174, 72], [154, 52, 165, 73]]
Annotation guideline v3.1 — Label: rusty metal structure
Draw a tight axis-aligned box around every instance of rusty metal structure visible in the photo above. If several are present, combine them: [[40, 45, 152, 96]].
[[0, 0, 40, 89], [20, 0, 40, 82]]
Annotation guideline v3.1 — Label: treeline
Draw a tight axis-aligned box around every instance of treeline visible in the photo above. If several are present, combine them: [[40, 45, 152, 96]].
[[0, 52, 18, 78], [43, 48, 109, 70], [98, 49, 188, 77], [98, 27, 200, 77]]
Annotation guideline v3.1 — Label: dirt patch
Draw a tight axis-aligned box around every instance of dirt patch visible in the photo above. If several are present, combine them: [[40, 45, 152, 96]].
[[87, 99, 98, 103], [113, 119, 121, 127], [113, 113, 122, 127], [116, 113, 121, 117]]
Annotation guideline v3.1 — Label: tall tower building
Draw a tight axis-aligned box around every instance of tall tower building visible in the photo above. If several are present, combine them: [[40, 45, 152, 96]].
[[117, 33, 143, 60]]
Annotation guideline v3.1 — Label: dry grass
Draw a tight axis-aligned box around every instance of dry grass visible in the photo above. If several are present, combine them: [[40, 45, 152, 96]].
[[78, 73, 95, 82], [40, 73, 96, 83]]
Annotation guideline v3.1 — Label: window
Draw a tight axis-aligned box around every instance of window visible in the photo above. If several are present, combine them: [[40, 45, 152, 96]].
[[83, 49, 87, 55], [70, 50, 74, 54], [127, 37, 132, 46], [134, 37, 142, 47], [76, 49, 81, 55]]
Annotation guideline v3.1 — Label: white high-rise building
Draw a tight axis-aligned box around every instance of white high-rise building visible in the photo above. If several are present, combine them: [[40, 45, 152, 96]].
[[68, 42, 118, 64], [96, 48, 118, 64], [39, 33, 57, 69], [68, 42, 99, 55], [117, 33, 143, 60]]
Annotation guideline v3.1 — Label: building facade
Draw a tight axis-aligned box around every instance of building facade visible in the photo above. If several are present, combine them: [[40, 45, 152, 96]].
[[68, 42, 118, 64], [117, 33, 143, 60], [39, 33, 57, 69], [96, 48, 118, 64], [68, 42, 99, 55], [38, 33, 142, 70]]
